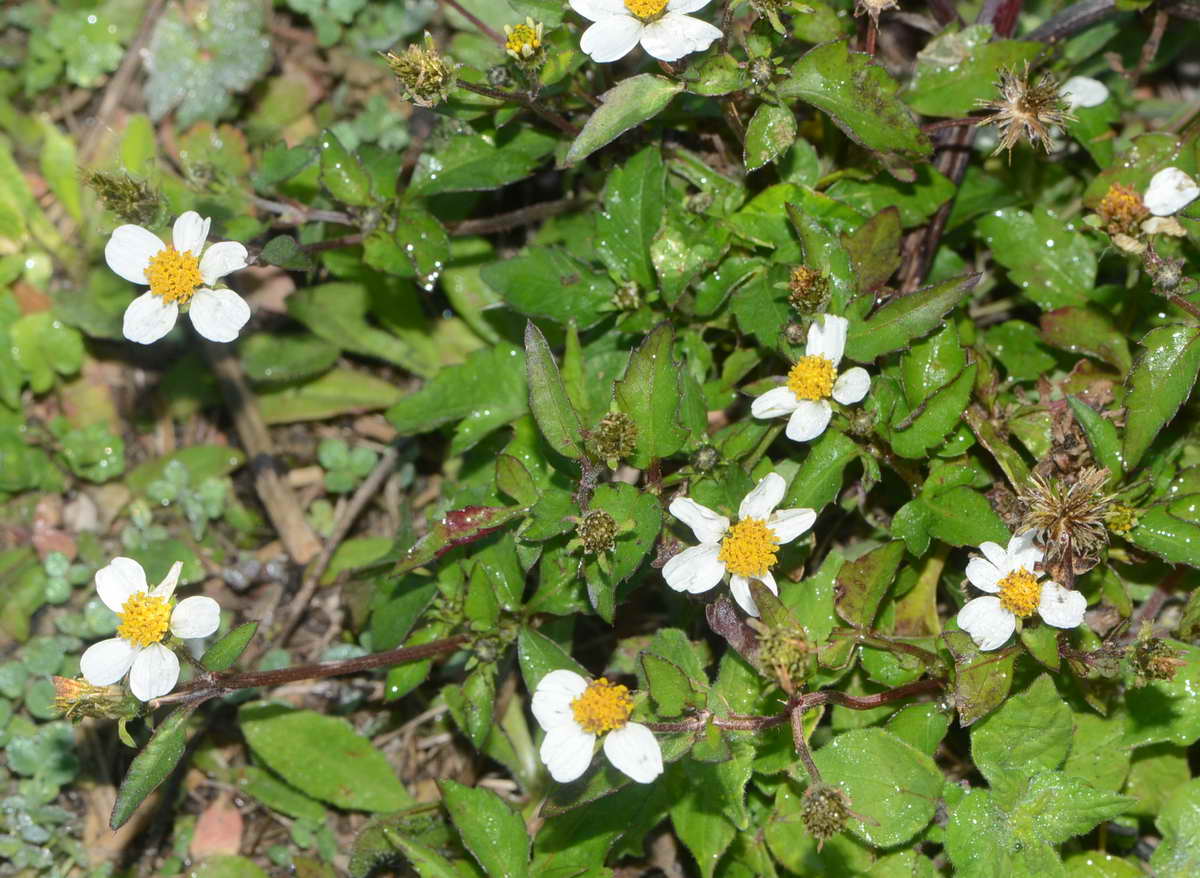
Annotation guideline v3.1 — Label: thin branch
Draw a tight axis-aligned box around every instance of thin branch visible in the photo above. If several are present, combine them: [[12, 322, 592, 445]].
[[439, 0, 505, 44], [456, 81, 579, 137], [791, 705, 823, 783], [252, 197, 355, 227], [448, 199, 583, 236]]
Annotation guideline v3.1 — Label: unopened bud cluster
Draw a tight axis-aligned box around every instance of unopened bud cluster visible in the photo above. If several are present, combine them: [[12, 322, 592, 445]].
[[802, 783, 853, 844], [578, 509, 618, 554], [589, 411, 637, 464], [81, 170, 162, 225], [383, 33, 457, 108], [787, 266, 831, 314]]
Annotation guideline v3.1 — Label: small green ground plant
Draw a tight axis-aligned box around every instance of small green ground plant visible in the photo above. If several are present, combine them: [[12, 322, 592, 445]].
[[1, 0, 1200, 875]]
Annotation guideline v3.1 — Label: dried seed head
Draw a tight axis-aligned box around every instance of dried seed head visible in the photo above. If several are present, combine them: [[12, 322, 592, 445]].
[[1017, 466, 1114, 577], [1130, 628, 1185, 687], [1097, 183, 1150, 238], [976, 63, 1075, 158], [802, 783, 853, 846], [81, 170, 162, 225], [692, 445, 720, 473], [383, 33, 458, 109], [578, 509, 618, 554], [589, 411, 638, 464], [855, 0, 900, 25], [53, 676, 142, 722], [750, 616, 815, 694], [787, 265, 831, 314]]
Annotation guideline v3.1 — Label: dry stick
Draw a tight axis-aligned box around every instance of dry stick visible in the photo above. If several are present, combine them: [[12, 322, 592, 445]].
[[200, 340, 322, 564], [268, 444, 402, 652], [79, 0, 166, 163], [456, 80, 580, 137], [252, 197, 355, 227], [447, 199, 583, 236], [791, 705, 824, 784]]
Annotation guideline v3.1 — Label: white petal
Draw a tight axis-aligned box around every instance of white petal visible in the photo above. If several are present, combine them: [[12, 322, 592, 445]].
[[965, 556, 1002, 593], [957, 596, 1015, 651], [1144, 167, 1200, 217], [785, 399, 832, 442], [739, 472, 786, 521], [667, 0, 711, 12], [662, 543, 725, 594], [603, 723, 663, 783], [188, 287, 250, 343], [170, 596, 220, 639], [807, 314, 848, 366], [668, 497, 729, 544], [95, 557, 149, 613], [768, 508, 816, 544], [638, 14, 721, 62], [541, 725, 596, 783], [198, 241, 249, 285], [129, 642, 181, 701], [105, 225, 164, 285], [751, 386, 799, 419], [580, 17, 643, 63], [150, 561, 184, 601], [1038, 582, 1086, 629], [172, 211, 211, 255], [569, 0, 629, 21], [80, 638, 138, 686], [832, 367, 870, 405], [1007, 530, 1044, 572], [978, 541, 1010, 571], [532, 669, 589, 731], [1060, 75, 1109, 109], [123, 292, 178, 345], [729, 571, 777, 617]]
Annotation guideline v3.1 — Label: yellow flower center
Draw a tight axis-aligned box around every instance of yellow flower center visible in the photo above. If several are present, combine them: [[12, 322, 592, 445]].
[[117, 592, 172, 648], [145, 246, 203, 305], [718, 517, 779, 579], [505, 23, 541, 58], [571, 677, 633, 734], [787, 355, 836, 401], [624, 0, 668, 21], [997, 568, 1040, 618]]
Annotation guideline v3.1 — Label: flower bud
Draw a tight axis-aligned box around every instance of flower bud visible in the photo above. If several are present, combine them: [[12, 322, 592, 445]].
[[80, 170, 162, 226], [578, 509, 618, 555], [692, 445, 720, 473], [504, 18, 546, 69], [787, 266, 831, 314], [589, 412, 638, 465], [383, 33, 458, 109], [53, 676, 143, 722], [802, 783, 853, 845]]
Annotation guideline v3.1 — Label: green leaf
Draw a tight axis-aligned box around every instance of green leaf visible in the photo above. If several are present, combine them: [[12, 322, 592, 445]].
[[971, 675, 1072, 782], [946, 630, 1016, 726], [1040, 307, 1131, 374], [907, 29, 1044, 117], [126, 445, 246, 496], [834, 541, 905, 628], [1122, 324, 1200, 470], [259, 235, 314, 270], [777, 40, 931, 162], [977, 208, 1097, 311], [440, 780, 529, 878], [258, 367, 402, 425], [783, 429, 859, 510], [744, 103, 797, 172], [1126, 498, 1200, 567], [890, 364, 978, 459], [517, 628, 587, 695], [39, 117, 81, 222], [786, 205, 856, 311], [563, 74, 684, 166], [200, 622, 258, 671], [10, 312, 84, 393], [984, 320, 1057, 382], [1008, 771, 1133, 846], [1064, 853, 1144, 878], [613, 323, 689, 467], [385, 343, 527, 455], [241, 332, 338, 384], [111, 705, 194, 829], [1062, 712, 1130, 793], [844, 273, 979, 362], [1151, 778, 1200, 877], [238, 702, 415, 811], [825, 164, 956, 228], [409, 127, 557, 195], [524, 322, 584, 460], [1066, 398, 1122, 480], [190, 856, 269, 878], [583, 482, 662, 621], [318, 128, 372, 205], [811, 727, 943, 846], [481, 247, 615, 330], [1124, 641, 1200, 747], [641, 653, 697, 718], [843, 207, 902, 292], [596, 145, 665, 290], [237, 765, 327, 823]]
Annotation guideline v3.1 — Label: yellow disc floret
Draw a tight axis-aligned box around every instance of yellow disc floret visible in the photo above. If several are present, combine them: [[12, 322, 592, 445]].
[[787, 355, 836, 401], [145, 246, 203, 305], [624, 0, 668, 21], [997, 568, 1040, 618], [718, 518, 779, 578], [571, 677, 633, 734], [117, 592, 172, 648], [504, 20, 543, 60]]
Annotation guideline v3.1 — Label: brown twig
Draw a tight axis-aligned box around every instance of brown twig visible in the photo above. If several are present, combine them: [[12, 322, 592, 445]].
[[252, 197, 355, 227], [456, 80, 580, 136], [448, 199, 583, 236], [439, 0, 505, 44], [297, 232, 365, 254], [268, 444, 401, 651], [791, 704, 823, 783], [200, 339, 322, 564], [80, 0, 167, 163]]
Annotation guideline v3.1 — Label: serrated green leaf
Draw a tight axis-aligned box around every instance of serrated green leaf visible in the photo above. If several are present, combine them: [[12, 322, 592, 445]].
[[844, 273, 979, 362], [971, 675, 1072, 782], [834, 541, 905, 628], [614, 324, 688, 467], [318, 128, 372, 205], [1122, 324, 1200, 470], [744, 103, 797, 172], [977, 208, 1096, 311], [524, 322, 584, 459], [596, 145, 665, 290], [440, 780, 529, 877], [564, 74, 683, 166]]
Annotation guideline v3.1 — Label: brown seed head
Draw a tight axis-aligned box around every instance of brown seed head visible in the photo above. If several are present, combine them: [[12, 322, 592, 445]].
[[975, 64, 1075, 158]]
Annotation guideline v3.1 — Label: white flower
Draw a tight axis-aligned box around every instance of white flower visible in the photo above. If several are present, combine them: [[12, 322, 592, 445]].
[[956, 531, 1086, 651], [1059, 75, 1109, 109], [80, 557, 220, 701], [663, 472, 816, 616], [532, 670, 663, 784], [568, 0, 721, 63], [751, 314, 871, 443], [1144, 167, 1200, 217], [104, 211, 251, 345]]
